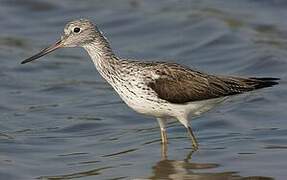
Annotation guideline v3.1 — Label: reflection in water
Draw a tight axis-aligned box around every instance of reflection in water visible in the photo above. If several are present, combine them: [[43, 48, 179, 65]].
[[149, 146, 274, 180], [35, 147, 275, 180]]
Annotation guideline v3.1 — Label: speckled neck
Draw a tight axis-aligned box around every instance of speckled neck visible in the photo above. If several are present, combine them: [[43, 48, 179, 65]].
[[83, 37, 120, 82]]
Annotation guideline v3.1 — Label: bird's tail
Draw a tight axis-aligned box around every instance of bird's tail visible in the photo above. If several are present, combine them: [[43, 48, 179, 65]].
[[248, 77, 280, 89], [217, 76, 280, 94]]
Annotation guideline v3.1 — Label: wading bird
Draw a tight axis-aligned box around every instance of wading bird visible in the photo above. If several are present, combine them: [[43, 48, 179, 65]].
[[22, 19, 279, 150]]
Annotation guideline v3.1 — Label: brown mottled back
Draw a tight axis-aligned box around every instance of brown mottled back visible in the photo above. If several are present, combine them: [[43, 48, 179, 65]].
[[147, 63, 279, 104]]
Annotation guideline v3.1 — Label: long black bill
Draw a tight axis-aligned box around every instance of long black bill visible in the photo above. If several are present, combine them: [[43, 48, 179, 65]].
[[21, 39, 63, 64]]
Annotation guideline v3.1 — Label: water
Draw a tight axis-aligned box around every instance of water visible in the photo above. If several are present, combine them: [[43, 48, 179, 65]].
[[0, 0, 286, 179]]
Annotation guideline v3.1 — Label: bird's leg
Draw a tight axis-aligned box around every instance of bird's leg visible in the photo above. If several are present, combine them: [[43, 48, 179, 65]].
[[187, 126, 198, 150], [177, 116, 199, 150], [161, 142, 168, 160], [156, 118, 168, 144]]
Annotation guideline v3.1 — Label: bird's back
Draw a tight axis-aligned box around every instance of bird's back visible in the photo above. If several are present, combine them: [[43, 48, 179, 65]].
[[127, 61, 280, 104]]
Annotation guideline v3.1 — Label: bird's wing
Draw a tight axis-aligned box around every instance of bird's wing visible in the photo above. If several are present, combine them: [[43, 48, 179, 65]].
[[146, 63, 278, 104]]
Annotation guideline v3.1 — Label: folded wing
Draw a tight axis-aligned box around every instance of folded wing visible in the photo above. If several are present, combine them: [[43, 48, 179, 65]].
[[147, 63, 279, 104]]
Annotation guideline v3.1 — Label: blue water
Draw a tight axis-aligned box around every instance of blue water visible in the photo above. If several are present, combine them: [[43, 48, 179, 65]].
[[0, 0, 286, 179]]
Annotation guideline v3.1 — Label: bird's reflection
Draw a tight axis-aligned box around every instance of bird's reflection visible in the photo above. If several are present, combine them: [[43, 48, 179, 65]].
[[150, 144, 274, 180]]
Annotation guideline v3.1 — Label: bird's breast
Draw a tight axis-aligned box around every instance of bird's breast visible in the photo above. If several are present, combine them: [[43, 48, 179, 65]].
[[107, 75, 168, 116]]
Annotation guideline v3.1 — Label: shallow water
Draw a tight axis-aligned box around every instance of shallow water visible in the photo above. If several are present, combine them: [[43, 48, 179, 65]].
[[0, 0, 287, 179]]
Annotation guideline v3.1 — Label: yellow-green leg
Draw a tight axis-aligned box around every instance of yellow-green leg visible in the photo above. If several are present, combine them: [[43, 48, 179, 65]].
[[177, 116, 199, 150], [187, 126, 198, 150], [157, 118, 168, 144]]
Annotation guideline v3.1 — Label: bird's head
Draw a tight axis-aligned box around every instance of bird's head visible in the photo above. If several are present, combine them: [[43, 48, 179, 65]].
[[21, 19, 98, 64]]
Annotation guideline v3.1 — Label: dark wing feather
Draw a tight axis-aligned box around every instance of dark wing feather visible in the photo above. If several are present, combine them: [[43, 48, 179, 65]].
[[147, 63, 279, 104]]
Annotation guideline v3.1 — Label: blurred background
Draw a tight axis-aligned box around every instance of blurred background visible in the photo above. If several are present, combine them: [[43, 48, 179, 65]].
[[0, 0, 286, 179]]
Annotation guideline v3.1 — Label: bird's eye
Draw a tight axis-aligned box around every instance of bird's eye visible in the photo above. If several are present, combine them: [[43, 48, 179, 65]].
[[73, 27, 81, 33]]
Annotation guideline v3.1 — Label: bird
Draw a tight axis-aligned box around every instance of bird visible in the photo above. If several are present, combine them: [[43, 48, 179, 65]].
[[21, 19, 279, 150]]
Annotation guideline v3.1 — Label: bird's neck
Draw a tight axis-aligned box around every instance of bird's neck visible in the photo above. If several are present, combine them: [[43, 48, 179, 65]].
[[83, 38, 120, 81]]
